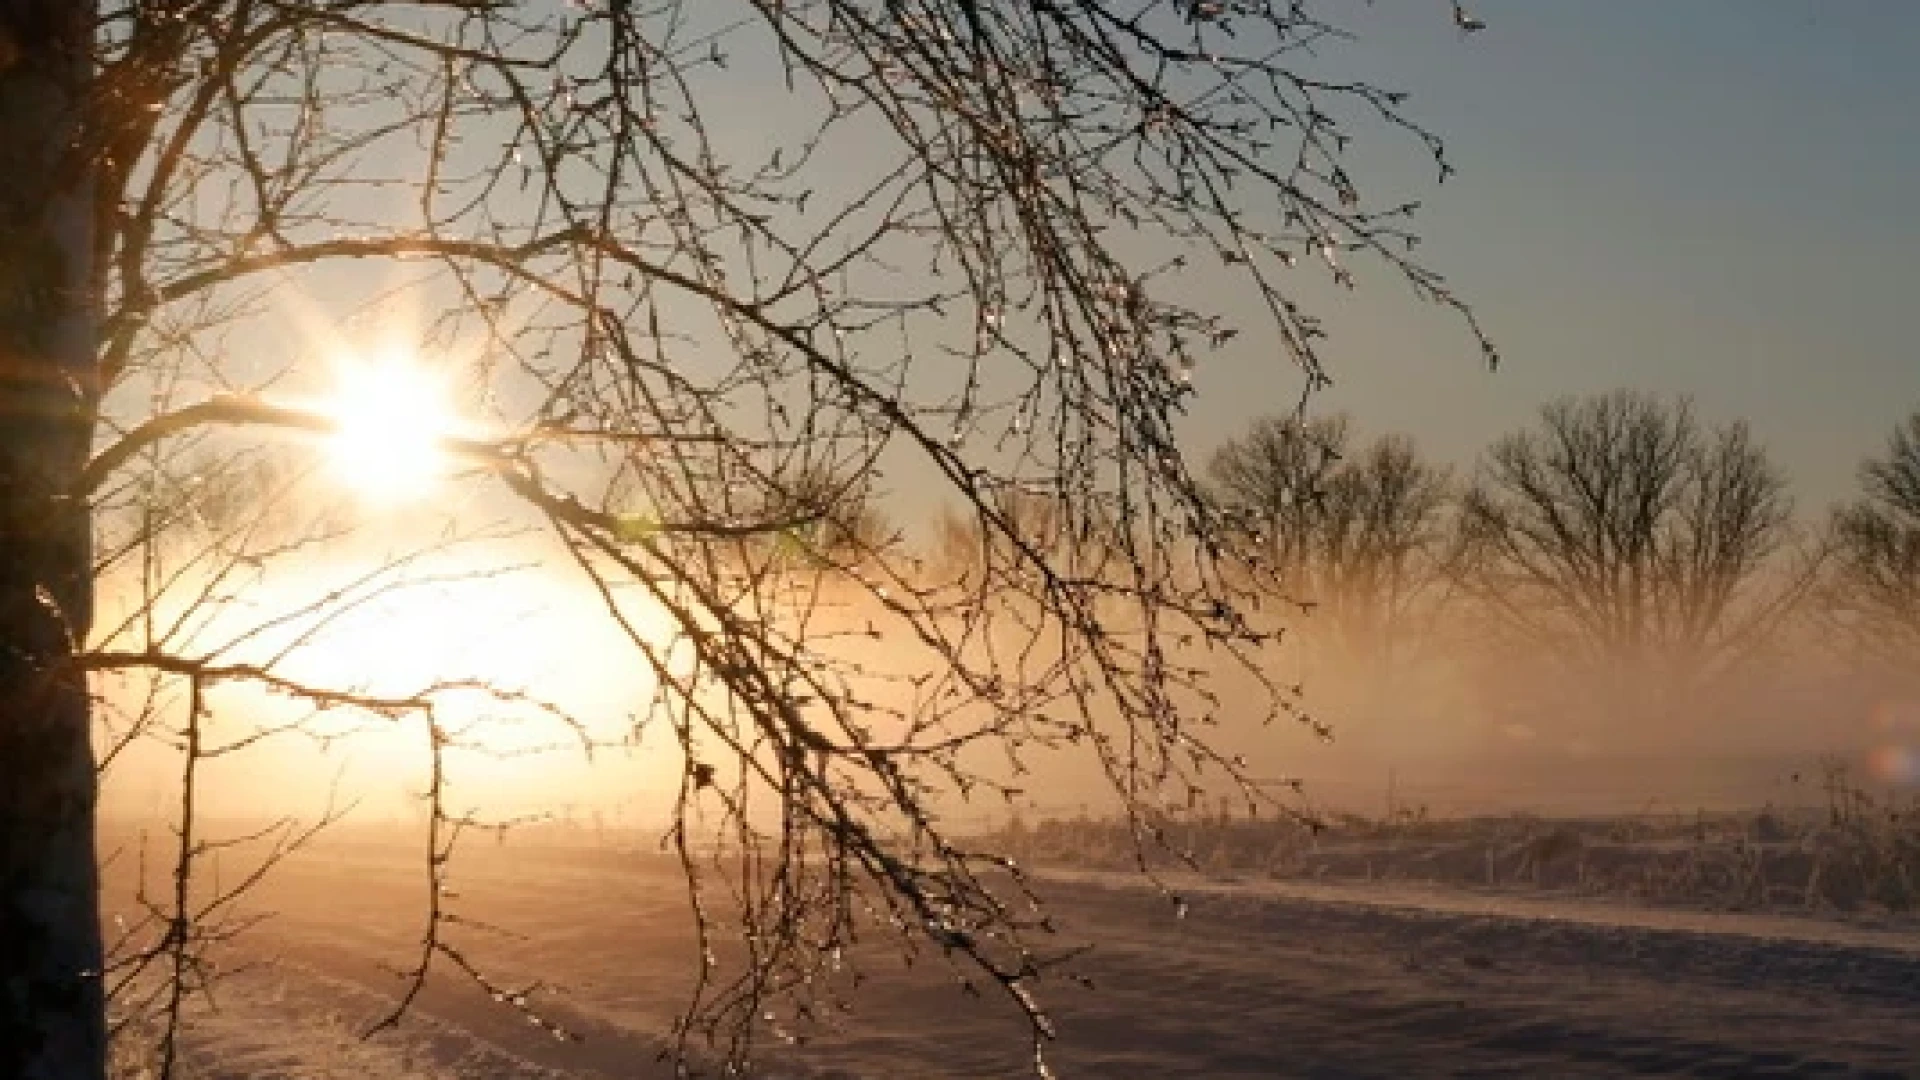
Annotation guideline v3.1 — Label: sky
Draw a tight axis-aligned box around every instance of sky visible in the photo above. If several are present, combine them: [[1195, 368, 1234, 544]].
[[1179, 0, 1920, 511], [202, 1, 1920, 519], [96, 2, 1920, 821]]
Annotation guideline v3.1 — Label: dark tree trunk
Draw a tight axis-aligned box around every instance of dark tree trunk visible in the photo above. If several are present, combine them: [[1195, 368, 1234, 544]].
[[0, 2, 104, 1077]]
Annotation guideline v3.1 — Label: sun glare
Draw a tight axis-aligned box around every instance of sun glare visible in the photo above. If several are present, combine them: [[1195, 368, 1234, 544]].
[[324, 349, 457, 501]]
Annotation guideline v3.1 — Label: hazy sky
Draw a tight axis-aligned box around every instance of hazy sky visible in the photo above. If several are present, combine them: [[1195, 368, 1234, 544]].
[[224, 2, 1920, 520], [97, 3, 1920, 822], [1180, 0, 1920, 510]]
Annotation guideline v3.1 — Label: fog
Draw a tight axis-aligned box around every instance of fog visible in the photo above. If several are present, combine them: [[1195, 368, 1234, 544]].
[[93, 554, 1920, 843]]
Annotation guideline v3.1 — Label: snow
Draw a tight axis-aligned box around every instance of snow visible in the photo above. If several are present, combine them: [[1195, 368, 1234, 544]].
[[129, 839, 1920, 1079]]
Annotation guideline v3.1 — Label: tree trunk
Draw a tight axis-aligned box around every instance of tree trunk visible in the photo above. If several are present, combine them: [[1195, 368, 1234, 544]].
[[0, 2, 105, 1077]]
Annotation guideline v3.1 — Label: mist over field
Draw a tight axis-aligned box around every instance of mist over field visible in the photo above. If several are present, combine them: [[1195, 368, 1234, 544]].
[[89, 471, 1920, 829]]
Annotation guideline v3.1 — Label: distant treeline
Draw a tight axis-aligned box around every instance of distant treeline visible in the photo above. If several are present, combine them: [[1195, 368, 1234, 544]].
[[830, 390, 1920, 748]]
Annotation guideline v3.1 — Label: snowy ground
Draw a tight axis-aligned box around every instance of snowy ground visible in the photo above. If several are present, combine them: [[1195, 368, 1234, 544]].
[[127, 836, 1920, 1079]]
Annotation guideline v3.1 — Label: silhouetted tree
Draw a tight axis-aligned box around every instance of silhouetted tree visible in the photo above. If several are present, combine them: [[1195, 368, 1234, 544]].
[[1453, 391, 1802, 718], [1823, 410, 1920, 672], [1, 2, 1490, 1075], [1, 5, 104, 1074], [1209, 412, 1453, 670], [1211, 412, 1351, 588], [931, 484, 1126, 596]]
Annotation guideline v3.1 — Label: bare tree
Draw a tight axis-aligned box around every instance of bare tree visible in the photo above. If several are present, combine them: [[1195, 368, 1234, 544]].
[[1822, 409, 1920, 672], [1453, 390, 1801, 718], [755, 460, 898, 567], [1, 5, 105, 1074], [1209, 412, 1453, 670], [1210, 412, 1352, 590], [930, 483, 1116, 593], [1, 2, 1491, 1075]]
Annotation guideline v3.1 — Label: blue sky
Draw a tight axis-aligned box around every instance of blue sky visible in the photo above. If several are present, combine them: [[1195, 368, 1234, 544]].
[[1180, 0, 1920, 509]]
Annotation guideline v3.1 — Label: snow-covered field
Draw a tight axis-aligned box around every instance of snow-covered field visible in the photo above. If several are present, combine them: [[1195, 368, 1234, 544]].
[[124, 833, 1920, 1079]]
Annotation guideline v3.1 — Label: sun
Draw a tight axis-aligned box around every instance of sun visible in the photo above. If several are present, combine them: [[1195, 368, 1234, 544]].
[[323, 348, 458, 501]]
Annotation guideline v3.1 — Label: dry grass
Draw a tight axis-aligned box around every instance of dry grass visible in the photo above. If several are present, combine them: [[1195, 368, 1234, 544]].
[[996, 765, 1920, 917]]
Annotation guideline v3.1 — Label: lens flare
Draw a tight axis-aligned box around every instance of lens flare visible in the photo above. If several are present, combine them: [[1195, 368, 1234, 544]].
[[1865, 743, 1920, 786]]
